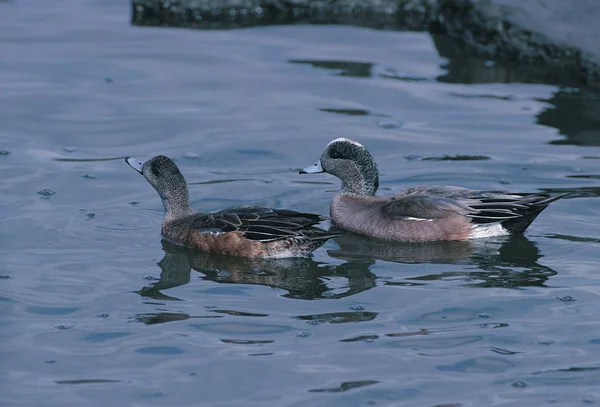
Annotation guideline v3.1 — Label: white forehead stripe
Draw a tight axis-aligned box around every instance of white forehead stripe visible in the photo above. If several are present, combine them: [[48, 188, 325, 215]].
[[326, 137, 364, 148]]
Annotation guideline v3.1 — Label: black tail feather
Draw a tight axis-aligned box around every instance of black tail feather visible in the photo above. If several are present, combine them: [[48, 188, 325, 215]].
[[499, 193, 569, 233]]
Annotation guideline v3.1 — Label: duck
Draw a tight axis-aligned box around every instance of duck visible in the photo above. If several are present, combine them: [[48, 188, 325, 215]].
[[299, 138, 568, 242], [125, 155, 340, 258]]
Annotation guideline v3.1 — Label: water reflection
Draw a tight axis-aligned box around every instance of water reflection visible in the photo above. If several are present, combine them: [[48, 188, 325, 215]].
[[329, 232, 557, 288], [131, 5, 600, 148], [432, 34, 600, 146], [541, 186, 600, 199], [459, 234, 557, 288], [330, 232, 474, 264], [431, 34, 585, 86], [289, 56, 600, 149], [136, 240, 377, 302], [138, 231, 558, 313], [288, 60, 373, 78], [539, 88, 600, 147], [288, 41, 600, 149]]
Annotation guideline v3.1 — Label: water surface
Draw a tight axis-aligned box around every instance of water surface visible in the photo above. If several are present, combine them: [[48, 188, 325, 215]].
[[1, 1, 600, 406]]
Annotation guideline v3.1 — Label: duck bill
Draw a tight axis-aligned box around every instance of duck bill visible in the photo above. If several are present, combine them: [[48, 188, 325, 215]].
[[299, 161, 324, 174], [125, 157, 144, 174]]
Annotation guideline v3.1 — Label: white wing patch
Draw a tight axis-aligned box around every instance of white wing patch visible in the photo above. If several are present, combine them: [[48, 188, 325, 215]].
[[199, 228, 224, 235], [470, 223, 509, 239], [404, 217, 434, 222]]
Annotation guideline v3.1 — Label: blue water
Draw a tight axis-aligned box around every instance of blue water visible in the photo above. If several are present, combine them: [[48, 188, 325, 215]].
[[1, 1, 600, 406]]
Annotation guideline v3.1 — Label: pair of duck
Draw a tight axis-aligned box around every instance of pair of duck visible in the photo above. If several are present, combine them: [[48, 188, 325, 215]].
[[126, 138, 567, 258]]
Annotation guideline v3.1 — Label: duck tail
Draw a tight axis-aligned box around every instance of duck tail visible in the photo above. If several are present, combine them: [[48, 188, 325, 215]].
[[500, 192, 569, 234]]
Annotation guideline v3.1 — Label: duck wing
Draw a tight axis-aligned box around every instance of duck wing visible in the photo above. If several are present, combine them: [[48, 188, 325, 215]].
[[380, 196, 472, 220], [388, 187, 569, 227], [189, 206, 336, 242], [457, 192, 569, 226]]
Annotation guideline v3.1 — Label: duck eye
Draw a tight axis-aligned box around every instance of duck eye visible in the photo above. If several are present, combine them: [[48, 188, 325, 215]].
[[151, 163, 160, 176]]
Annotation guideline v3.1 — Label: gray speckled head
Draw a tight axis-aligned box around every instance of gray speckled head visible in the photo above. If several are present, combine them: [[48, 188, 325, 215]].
[[302, 138, 379, 196], [126, 155, 193, 221]]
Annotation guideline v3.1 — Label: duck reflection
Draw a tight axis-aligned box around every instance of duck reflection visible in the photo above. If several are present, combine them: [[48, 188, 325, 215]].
[[139, 230, 557, 306], [136, 240, 377, 302], [328, 230, 557, 288], [329, 231, 474, 264], [136, 234, 558, 324]]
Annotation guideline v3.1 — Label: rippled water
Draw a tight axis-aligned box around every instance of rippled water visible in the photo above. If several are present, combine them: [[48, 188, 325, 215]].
[[2, 1, 600, 406]]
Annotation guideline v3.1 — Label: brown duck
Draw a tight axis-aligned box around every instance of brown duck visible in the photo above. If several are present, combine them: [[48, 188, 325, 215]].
[[125, 155, 339, 258], [300, 138, 568, 242]]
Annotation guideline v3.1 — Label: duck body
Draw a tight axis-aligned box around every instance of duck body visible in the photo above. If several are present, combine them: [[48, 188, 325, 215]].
[[330, 186, 565, 242], [301, 138, 567, 243], [161, 206, 337, 258], [126, 155, 339, 258]]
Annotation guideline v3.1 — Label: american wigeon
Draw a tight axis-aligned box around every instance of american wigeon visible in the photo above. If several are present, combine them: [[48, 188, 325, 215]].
[[300, 138, 568, 242], [125, 155, 340, 258]]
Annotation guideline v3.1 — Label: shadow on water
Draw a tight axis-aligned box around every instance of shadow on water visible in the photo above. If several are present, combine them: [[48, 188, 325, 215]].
[[329, 232, 557, 289]]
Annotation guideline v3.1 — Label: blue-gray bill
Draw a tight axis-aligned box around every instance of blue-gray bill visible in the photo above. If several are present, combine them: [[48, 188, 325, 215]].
[[299, 161, 323, 174], [125, 157, 144, 174]]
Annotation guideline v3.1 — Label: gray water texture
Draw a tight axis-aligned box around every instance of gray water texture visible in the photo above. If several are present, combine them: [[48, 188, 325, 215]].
[[1, 1, 600, 406]]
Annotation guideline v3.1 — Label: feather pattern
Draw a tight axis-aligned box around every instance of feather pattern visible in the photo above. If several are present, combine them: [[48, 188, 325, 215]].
[[185, 206, 336, 242], [389, 186, 569, 231]]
